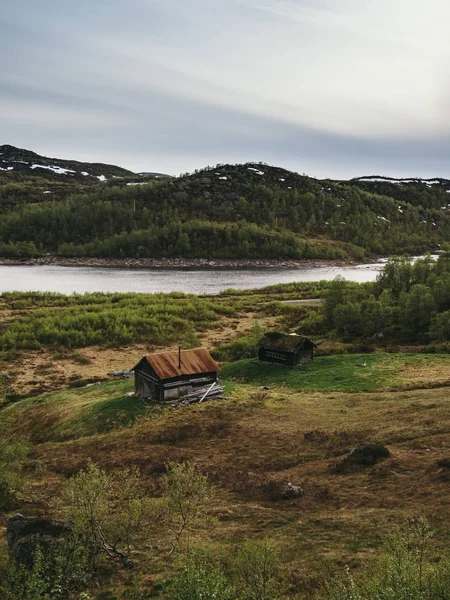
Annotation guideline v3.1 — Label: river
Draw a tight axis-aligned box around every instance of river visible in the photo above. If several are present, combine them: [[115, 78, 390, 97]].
[[0, 260, 389, 295]]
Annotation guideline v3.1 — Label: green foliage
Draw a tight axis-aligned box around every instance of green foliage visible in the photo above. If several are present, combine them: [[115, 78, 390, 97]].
[[231, 539, 283, 600], [0, 418, 29, 508], [325, 518, 450, 600], [2, 161, 450, 259], [164, 462, 215, 554], [332, 301, 362, 336], [212, 321, 265, 362], [430, 310, 450, 342], [313, 255, 450, 344], [166, 540, 283, 600], [401, 284, 435, 332], [64, 461, 153, 567], [0, 291, 229, 350], [1, 536, 93, 600], [168, 550, 234, 600]]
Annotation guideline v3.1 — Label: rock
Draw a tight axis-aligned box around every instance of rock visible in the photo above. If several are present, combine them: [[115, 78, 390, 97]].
[[7, 514, 73, 567], [437, 458, 450, 469], [281, 482, 304, 499], [332, 442, 390, 473], [348, 442, 390, 465]]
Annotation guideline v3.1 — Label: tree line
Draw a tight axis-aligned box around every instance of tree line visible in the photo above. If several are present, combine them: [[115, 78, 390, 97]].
[[1, 163, 449, 259], [301, 251, 450, 345]]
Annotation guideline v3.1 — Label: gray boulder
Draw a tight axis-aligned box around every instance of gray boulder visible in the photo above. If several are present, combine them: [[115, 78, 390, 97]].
[[281, 482, 304, 499], [7, 513, 73, 566], [333, 442, 390, 473]]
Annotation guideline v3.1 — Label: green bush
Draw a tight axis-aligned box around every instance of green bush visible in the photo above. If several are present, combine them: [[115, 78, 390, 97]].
[[325, 518, 450, 600]]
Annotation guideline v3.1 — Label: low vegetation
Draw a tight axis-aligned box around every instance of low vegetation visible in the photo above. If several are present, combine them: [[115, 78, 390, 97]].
[[0, 291, 232, 351], [221, 353, 450, 393]]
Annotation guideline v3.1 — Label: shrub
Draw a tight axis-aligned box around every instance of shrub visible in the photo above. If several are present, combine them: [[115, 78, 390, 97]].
[[167, 550, 234, 600], [0, 419, 29, 509], [325, 518, 450, 600]]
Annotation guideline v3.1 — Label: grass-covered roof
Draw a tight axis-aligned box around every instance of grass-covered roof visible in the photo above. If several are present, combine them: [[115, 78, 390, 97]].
[[258, 332, 314, 351]]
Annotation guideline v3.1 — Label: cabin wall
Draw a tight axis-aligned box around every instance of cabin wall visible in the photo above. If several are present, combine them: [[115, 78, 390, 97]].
[[296, 349, 313, 364], [259, 348, 292, 365], [162, 374, 217, 401], [259, 347, 313, 366], [135, 373, 152, 398], [134, 360, 161, 400], [135, 367, 218, 401]]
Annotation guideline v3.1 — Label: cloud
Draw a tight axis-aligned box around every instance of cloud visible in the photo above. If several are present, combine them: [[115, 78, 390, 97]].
[[2, 0, 450, 177]]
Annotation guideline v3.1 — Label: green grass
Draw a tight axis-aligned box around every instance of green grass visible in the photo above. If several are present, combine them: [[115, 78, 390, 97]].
[[63, 391, 149, 437], [7, 353, 450, 443], [4, 379, 144, 441], [220, 353, 450, 393]]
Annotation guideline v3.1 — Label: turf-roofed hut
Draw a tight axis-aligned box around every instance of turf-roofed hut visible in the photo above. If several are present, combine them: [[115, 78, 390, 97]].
[[258, 332, 316, 367], [132, 348, 220, 401]]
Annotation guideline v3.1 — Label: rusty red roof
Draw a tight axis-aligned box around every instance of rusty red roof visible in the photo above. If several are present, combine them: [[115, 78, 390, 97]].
[[139, 348, 220, 380]]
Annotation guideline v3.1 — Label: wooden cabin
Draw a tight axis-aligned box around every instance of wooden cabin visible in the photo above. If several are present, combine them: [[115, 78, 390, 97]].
[[132, 348, 220, 401], [258, 332, 316, 367]]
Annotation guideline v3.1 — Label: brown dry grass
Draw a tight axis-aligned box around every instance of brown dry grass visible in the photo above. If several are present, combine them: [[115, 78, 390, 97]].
[[11, 382, 449, 597]]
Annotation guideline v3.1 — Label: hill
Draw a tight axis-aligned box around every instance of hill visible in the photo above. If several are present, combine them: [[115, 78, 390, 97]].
[[0, 144, 137, 181], [0, 144, 172, 220], [1, 147, 450, 260], [4, 352, 450, 597]]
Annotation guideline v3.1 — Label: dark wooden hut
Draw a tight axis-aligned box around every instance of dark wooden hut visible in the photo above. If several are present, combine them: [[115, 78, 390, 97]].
[[258, 332, 316, 367], [132, 348, 220, 401]]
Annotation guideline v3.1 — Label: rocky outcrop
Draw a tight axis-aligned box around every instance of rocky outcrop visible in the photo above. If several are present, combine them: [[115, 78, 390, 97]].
[[332, 442, 390, 473], [7, 513, 73, 566], [281, 482, 304, 499]]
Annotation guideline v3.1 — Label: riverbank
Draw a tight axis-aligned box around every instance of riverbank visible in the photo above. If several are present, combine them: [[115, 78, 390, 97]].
[[0, 255, 357, 270]]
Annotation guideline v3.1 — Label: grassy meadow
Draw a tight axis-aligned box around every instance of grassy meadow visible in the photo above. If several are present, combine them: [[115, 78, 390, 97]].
[[3, 352, 450, 597], [2, 283, 450, 598]]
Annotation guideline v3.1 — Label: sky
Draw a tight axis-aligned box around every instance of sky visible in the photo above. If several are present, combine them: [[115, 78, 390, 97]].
[[2, 0, 450, 178]]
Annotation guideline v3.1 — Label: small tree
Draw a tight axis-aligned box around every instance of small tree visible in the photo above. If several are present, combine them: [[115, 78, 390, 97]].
[[64, 460, 152, 568], [230, 539, 283, 600], [164, 462, 214, 555], [168, 549, 234, 600], [325, 518, 449, 600], [324, 276, 348, 325], [402, 284, 435, 333]]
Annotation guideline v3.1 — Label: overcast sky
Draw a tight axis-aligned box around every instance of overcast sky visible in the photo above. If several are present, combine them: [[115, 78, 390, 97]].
[[2, 0, 450, 178]]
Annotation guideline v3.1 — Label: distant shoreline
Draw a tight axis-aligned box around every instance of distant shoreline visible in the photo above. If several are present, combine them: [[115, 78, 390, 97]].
[[0, 255, 363, 270]]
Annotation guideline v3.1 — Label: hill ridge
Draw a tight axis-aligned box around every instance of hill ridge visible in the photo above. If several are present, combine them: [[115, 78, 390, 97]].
[[1, 147, 450, 261]]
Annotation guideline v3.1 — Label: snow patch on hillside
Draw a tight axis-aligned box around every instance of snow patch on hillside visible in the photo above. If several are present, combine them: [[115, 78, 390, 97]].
[[31, 164, 76, 175]]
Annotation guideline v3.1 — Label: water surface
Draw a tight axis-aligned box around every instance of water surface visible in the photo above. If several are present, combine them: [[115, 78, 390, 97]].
[[0, 261, 387, 295]]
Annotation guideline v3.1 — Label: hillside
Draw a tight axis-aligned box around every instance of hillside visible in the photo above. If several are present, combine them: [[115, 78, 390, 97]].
[[1, 146, 450, 260], [0, 144, 136, 181], [4, 352, 450, 598], [0, 144, 172, 218]]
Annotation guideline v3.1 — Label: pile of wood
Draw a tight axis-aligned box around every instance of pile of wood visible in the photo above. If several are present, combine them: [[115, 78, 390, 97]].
[[170, 382, 225, 407]]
